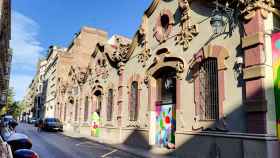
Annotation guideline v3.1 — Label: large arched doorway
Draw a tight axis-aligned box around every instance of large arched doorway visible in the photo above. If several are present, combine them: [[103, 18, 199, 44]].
[[146, 48, 185, 148], [91, 90, 102, 137], [94, 90, 102, 115], [153, 67, 176, 148]]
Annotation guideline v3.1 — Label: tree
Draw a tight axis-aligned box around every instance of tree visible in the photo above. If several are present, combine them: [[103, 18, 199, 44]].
[[0, 87, 26, 119], [9, 101, 25, 119], [0, 87, 14, 116]]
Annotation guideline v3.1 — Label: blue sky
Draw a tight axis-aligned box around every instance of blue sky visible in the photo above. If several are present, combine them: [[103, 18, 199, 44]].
[[11, 1, 152, 101]]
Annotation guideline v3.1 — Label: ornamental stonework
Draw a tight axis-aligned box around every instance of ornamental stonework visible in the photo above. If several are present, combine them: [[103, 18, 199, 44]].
[[153, 9, 174, 43], [240, 0, 275, 20], [137, 16, 152, 67], [175, 0, 199, 50]]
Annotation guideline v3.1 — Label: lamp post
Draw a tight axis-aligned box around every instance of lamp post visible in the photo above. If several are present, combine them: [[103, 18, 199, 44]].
[[210, 9, 225, 34], [210, 1, 234, 35]]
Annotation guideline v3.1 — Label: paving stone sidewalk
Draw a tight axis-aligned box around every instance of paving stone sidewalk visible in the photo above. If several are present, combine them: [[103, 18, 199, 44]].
[[62, 130, 176, 158]]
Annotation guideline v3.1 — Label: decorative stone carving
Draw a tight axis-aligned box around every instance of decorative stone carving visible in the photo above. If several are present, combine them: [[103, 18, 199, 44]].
[[143, 75, 150, 86], [111, 37, 130, 63], [153, 9, 174, 43], [138, 16, 152, 67], [95, 58, 109, 79], [138, 24, 146, 47], [138, 48, 151, 67], [176, 62, 184, 79], [61, 84, 67, 94], [240, 0, 276, 20], [74, 67, 87, 85], [175, 0, 199, 50], [117, 62, 125, 75], [146, 49, 185, 80], [68, 66, 87, 85]]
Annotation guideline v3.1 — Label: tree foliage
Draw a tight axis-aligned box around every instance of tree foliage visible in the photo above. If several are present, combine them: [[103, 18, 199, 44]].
[[0, 87, 26, 119]]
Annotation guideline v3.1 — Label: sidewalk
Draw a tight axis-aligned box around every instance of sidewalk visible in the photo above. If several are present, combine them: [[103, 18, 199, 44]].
[[62, 129, 176, 158]]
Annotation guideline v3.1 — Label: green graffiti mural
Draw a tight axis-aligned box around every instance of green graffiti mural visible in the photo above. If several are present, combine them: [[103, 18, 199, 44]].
[[91, 112, 101, 137], [272, 32, 280, 138]]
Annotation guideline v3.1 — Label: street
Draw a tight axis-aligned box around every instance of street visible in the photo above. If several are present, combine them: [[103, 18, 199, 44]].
[[16, 123, 139, 158]]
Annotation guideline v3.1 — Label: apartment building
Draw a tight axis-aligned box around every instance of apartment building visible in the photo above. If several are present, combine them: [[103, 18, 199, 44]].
[[42, 46, 66, 118], [0, 0, 11, 108]]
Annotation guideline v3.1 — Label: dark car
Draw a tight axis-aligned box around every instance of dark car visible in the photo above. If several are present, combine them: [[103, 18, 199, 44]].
[[14, 149, 40, 158], [0, 126, 32, 152], [42, 118, 63, 131], [34, 120, 39, 127]]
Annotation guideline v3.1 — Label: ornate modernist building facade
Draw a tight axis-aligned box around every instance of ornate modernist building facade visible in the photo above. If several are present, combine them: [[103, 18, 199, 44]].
[[24, 0, 280, 157]]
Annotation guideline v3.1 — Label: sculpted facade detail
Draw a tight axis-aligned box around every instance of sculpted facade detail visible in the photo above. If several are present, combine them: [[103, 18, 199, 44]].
[[111, 37, 131, 63], [240, 0, 276, 20], [153, 9, 174, 43], [138, 17, 152, 67], [175, 0, 199, 50]]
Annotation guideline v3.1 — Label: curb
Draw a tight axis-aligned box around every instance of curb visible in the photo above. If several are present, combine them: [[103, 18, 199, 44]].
[[61, 131, 170, 158]]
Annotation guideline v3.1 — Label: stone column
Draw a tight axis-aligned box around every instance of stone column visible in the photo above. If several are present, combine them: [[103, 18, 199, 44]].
[[242, 9, 267, 134], [117, 62, 125, 127]]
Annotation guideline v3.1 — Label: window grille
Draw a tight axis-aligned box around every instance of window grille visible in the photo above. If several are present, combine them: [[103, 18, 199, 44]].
[[75, 100, 78, 121], [59, 104, 62, 120], [96, 94, 102, 114], [84, 96, 89, 121], [107, 89, 113, 121], [64, 104, 67, 121], [129, 81, 138, 121], [199, 58, 219, 120]]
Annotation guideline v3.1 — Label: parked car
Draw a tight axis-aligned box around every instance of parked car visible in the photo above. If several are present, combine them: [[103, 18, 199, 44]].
[[14, 149, 39, 158], [0, 126, 32, 152], [1, 115, 13, 126], [34, 120, 39, 127], [29, 119, 36, 124], [42, 118, 63, 131]]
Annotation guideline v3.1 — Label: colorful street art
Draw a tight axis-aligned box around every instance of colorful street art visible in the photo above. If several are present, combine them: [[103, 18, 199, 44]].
[[91, 112, 101, 137], [272, 32, 280, 139], [155, 104, 176, 147]]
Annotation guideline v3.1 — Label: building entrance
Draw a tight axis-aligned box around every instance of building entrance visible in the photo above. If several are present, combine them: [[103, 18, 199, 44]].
[[154, 67, 176, 148]]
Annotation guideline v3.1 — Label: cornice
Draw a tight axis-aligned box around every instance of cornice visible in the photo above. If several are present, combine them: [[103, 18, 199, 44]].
[[145, 0, 160, 17], [240, 0, 279, 20]]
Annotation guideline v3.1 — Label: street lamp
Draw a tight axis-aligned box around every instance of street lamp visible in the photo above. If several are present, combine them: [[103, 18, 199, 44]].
[[210, 1, 234, 35], [210, 9, 225, 34]]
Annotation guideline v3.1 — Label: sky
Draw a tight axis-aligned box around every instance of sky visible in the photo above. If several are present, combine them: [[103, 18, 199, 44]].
[[10, 0, 152, 101]]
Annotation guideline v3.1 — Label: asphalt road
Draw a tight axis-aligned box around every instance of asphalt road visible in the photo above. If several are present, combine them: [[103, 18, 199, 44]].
[[16, 123, 139, 158]]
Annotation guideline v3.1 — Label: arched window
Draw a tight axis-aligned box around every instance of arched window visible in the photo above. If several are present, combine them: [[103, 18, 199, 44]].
[[64, 103, 67, 121], [199, 58, 219, 120], [74, 100, 78, 121], [129, 81, 138, 121], [107, 89, 113, 121], [155, 68, 176, 105], [84, 96, 89, 121], [94, 91, 102, 115]]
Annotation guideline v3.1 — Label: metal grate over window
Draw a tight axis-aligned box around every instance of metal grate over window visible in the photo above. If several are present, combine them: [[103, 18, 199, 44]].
[[75, 100, 78, 121], [129, 81, 138, 121], [199, 58, 219, 120], [107, 89, 113, 121], [96, 95, 102, 114], [64, 104, 67, 121], [84, 96, 89, 121]]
